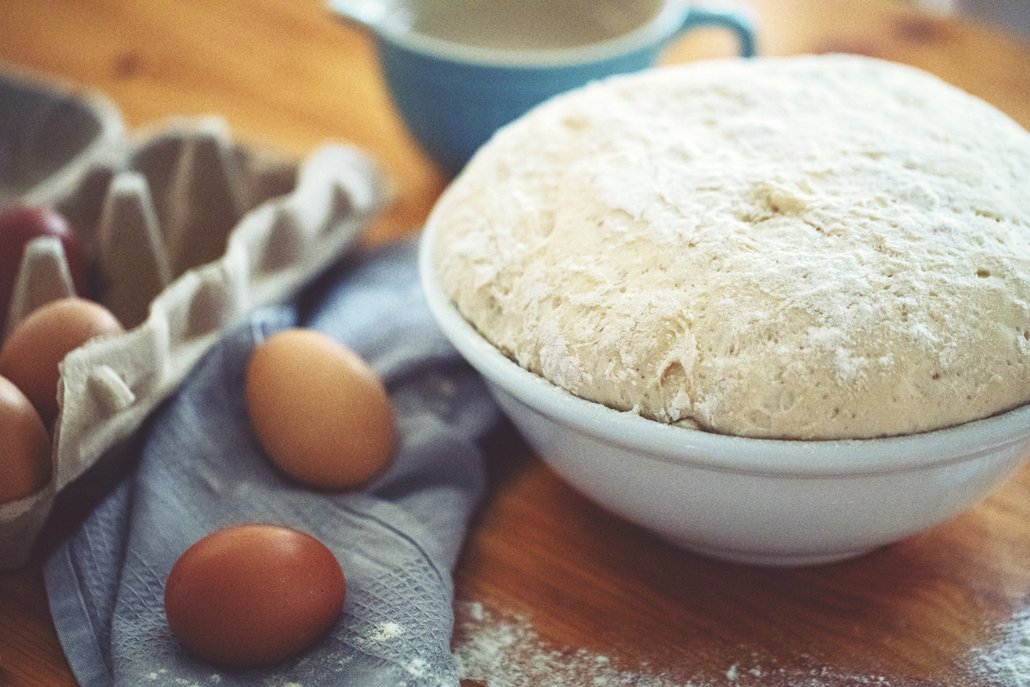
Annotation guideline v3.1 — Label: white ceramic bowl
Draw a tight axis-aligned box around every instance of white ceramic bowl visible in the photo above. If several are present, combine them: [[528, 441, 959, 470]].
[[419, 222, 1030, 567]]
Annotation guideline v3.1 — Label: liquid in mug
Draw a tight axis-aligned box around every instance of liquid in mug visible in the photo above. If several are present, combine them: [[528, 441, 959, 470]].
[[381, 0, 665, 51]]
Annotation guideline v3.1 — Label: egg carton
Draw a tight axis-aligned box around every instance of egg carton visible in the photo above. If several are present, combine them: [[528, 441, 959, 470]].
[[0, 68, 386, 568]]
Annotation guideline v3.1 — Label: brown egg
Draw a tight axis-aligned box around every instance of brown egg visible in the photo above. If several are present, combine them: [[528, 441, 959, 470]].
[[245, 328, 396, 490], [164, 524, 346, 668], [0, 375, 51, 503], [0, 297, 123, 426]]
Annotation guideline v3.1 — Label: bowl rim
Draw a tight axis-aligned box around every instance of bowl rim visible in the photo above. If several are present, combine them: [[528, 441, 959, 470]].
[[418, 221, 1030, 478]]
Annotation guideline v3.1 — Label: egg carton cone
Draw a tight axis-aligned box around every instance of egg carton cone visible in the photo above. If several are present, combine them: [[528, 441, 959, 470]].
[[0, 66, 125, 204], [0, 69, 387, 568]]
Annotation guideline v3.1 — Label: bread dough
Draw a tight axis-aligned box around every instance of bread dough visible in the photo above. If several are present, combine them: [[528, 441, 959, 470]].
[[429, 55, 1030, 440]]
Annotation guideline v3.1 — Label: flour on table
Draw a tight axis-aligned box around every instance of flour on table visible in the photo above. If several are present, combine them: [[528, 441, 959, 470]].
[[973, 606, 1030, 687], [452, 601, 691, 686], [451, 600, 899, 687]]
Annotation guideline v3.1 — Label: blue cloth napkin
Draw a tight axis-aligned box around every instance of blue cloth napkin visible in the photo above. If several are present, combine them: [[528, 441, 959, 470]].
[[43, 239, 501, 686]]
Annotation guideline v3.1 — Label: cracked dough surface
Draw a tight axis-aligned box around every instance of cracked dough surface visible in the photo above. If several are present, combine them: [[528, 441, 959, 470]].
[[429, 55, 1030, 440]]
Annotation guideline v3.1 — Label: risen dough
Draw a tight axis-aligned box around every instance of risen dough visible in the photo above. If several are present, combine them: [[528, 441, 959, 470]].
[[430, 55, 1030, 440]]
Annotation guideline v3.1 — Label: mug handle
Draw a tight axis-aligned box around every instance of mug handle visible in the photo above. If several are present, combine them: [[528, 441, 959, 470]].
[[679, 4, 758, 57]]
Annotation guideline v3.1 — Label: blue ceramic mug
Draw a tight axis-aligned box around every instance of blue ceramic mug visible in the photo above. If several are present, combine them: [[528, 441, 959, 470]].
[[330, 0, 756, 176]]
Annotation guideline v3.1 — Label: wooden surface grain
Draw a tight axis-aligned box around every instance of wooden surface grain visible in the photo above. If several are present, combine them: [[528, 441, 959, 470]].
[[1, 1, 1028, 685]]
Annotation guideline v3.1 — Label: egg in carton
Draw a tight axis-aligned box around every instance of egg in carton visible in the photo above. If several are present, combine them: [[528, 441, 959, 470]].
[[0, 69, 386, 568]]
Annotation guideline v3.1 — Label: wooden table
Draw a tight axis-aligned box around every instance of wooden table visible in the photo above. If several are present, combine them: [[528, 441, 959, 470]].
[[1, 1, 1028, 685]]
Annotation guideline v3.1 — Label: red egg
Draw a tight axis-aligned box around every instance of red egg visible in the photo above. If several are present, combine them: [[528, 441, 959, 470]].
[[0, 205, 89, 333], [164, 524, 346, 668]]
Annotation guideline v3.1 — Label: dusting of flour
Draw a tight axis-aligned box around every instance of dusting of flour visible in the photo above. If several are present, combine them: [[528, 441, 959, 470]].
[[431, 54, 1030, 441], [452, 601, 694, 687], [972, 607, 1030, 687], [451, 601, 897, 687]]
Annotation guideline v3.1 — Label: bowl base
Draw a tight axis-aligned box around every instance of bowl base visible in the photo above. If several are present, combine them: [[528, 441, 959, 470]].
[[678, 540, 880, 567]]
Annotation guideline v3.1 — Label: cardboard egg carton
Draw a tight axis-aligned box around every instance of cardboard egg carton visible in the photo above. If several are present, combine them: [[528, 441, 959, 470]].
[[0, 69, 386, 568]]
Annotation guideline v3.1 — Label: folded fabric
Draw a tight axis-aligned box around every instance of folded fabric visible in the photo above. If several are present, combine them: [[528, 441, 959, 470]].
[[43, 239, 501, 686]]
